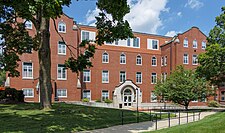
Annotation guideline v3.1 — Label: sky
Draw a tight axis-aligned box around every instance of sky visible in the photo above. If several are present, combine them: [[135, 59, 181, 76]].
[[63, 0, 225, 37]]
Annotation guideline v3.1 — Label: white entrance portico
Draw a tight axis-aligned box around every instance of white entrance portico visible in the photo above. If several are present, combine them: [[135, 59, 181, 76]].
[[113, 80, 142, 108]]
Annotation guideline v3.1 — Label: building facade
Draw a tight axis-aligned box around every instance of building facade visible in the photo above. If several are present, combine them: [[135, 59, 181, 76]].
[[5, 14, 225, 107]]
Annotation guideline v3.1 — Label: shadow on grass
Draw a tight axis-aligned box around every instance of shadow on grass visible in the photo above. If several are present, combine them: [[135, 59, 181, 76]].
[[0, 103, 151, 133]]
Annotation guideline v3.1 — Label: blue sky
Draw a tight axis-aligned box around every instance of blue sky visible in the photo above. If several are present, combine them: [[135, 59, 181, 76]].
[[63, 0, 225, 37]]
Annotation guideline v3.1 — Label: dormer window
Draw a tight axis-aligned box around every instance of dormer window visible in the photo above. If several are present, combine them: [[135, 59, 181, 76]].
[[58, 21, 66, 33]]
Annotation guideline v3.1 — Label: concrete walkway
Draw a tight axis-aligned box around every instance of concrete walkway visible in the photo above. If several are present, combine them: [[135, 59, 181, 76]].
[[80, 111, 217, 133]]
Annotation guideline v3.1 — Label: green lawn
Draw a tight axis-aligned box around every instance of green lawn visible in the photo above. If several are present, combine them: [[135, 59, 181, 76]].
[[0, 103, 166, 133], [147, 111, 225, 133]]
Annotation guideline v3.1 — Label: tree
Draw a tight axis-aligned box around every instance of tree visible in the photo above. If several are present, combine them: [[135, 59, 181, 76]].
[[196, 6, 225, 87], [0, 0, 133, 109], [154, 66, 211, 110], [0, 70, 6, 86]]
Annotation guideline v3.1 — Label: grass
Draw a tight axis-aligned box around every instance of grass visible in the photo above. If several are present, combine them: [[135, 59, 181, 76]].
[[0, 103, 170, 133], [146, 111, 225, 133]]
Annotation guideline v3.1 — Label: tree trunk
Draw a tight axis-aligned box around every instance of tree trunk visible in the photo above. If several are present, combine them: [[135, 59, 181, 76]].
[[38, 16, 52, 109]]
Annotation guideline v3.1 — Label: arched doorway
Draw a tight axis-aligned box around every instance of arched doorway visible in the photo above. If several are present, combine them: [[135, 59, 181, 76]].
[[123, 88, 134, 107]]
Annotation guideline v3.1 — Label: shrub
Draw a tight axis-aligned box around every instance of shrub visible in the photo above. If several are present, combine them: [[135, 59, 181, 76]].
[[95, 99, 102, 103], [0, 87, 24, 103], [104, 99, 112, 104], [82, 98, 89, 102], [208, 100, 220, 107]]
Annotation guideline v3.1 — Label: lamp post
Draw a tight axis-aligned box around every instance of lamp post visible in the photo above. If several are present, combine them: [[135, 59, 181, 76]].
[[136, 88, 139, 123]]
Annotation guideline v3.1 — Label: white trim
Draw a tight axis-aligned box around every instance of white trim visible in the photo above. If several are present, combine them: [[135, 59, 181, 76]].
[[58, 41, 66, 55], [183, 37, 188, 48], [102, 52, 109, 63], [136, 72, 142, 84], [152, 56, 157, 66], [183, 54, 189, 64], [83, 90, 91, 101], [119, 71, 126, 83], [102, 70, 109, 83], [136, 54, 142, 65], [193, 39, 198, 49], [58, 21, 66, 33], [147, 39, 159, 50], [57, 89, 67, 98], [151, 73, 157, 84], [57, 64, 67, 80], [22, 62, 33, 79], [101, 90, 109, 101], [24, 20, 32, 29], [192, 54, 198, 65], [22, 88, 34, 98], [120, 53, 126, 64], [83, 69, 91, 82]]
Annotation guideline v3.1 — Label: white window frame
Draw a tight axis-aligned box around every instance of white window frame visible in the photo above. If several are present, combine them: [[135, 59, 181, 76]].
[[102, 52, 109, 63], [161, 56, 164, 66], [57, 64, 67, 80], [136, 55, 142, 65], [183, 54, 189, 64], [120, 71, 126, 83], [151, 92, 157, 102], [147, 39, 159, 50], [57, 89, 67, 98], [58, 41, 66, 55], [102, 70, 109, 83], [183, 38, 188, 47], [152, 56, 157, 66], [83, 90, 91, 101], [193, 39, 198, 48], [151, 73, 157, 84], [202, 41, 206, 49], [58, 21, 66, 33], [133, 37, 140, 48], [83, 70, 91, 82], [22, 62, 33, 79], [22, 88, 34, 98], [164, 56, 167, 66], [81, 30, 96, 41], [136, 72, 142, 84], [24, 20, 32, 29], [192, 54, 198, 65], [102, 90, 109, 101], [120, 53, 126, 64]]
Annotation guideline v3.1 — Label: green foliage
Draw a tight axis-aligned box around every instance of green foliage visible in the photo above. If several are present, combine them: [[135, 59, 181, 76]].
[[0, 70, 6, 86], [104, 99, 113, 104], [196, 6, 225, 86], [0, 87, 24, 103], [155, 66, 211, 109], [207, 100, 220, 107], [82, 98, 89, 102], [95, 99, 102, 102]]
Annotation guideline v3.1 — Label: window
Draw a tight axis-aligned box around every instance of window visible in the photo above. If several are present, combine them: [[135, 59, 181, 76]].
[[83, 90, 91, 100], [136, 72, 142, 84], [221, 91, 225, 101], [102, 52, 109, 63], [120, 53, 126, 64], [136, 55, 142, 65], [161, 57, 164, 66], [202, 41, 206, 49], [120, 71, 126, 83], [164, 56, 167, 66], [151, 92, 157, 102], [183, 38, 188, 47], [127, 38, 131, 46], [58, 22, 66, 33], [22, 62, 33, 79], [83, 70, 91, 82], [152, 56, 157, 66], [23, 88, 34, 98], [151, 73, 157, 84], [133, 38, 140, 48], [58, 41, 66, 55], [200, 93, 207, 102], [102, 70, 109, 83], [81, 30, 96, 41], [193, 39, 197, 48], [102, 90, 109, 101], [57, 89, 67, 98], [183, 54, 189, 64], [25, 44, 32, 53], [115, 40, 119, 45], [57, 64, 67, 80], [24, 20, 32, 29], [147, 39, 159, 50], [192, 55, 198, 65]]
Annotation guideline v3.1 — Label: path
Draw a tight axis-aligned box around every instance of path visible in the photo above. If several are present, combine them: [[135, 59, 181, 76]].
[[79, 111, 216, 133]]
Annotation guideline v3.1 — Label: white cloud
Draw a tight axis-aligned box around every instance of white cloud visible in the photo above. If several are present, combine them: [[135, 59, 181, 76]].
[[165, 30, 182, 37], [177, 12, 182, 17], [185, 0, 204, 9], [84, 0, 169, 34]]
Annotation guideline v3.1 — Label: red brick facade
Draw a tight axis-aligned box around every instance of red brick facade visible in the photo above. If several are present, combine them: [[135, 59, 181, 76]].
[[6, 14, 224, 106]]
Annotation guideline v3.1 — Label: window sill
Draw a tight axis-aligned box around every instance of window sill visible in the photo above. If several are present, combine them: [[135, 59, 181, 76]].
[[57, 78, 67, 81], [22, 77, 33, 80], [58, 96, 67, 98], [58, 53, 66, 56], [24, 96, 34, 98]]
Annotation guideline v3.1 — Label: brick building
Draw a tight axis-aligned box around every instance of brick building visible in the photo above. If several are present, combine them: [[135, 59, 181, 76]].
[[5, 14, 225, 107]]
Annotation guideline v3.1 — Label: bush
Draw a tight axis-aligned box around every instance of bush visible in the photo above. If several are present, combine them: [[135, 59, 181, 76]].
[[95, 99, 102, 103], [208, 100, 220, 107], [82, 98, 89, 102], [104, 99, 112, 104], [0, 87, 24, 103]]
